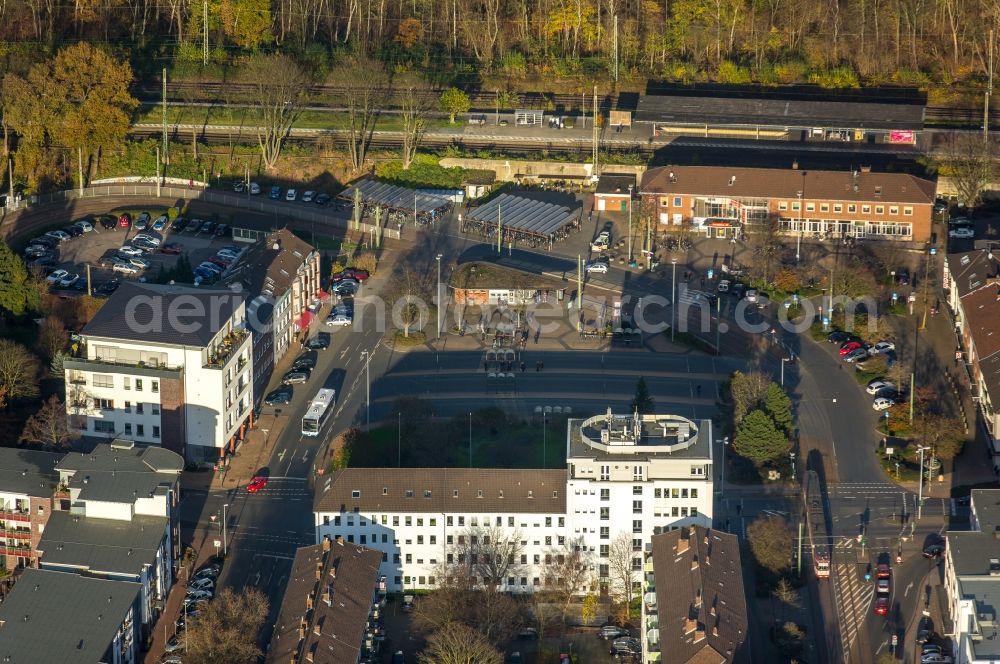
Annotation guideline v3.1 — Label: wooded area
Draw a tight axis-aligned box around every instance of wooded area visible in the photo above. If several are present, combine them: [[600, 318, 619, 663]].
[[0, 0, 996, 97]]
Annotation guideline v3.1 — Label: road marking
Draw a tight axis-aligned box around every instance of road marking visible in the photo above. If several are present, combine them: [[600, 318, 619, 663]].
[[904, 581, 913, 597], [277, 448, 286, 462]]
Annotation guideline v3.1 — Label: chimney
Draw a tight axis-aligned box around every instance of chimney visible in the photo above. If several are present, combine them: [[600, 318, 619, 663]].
[[305, 650, 314, 663], [691, 555, 700, 571], [298, 617, 306, 639], [676, 537, 690, 554], [330, 563, 337, 580], [728, 176, 736, 186], [791, 160, 799, 170], [272, 239, 281, 251], [684, 617, 697, 634], [669, 171, 676, 182], [712, 625, 720, 637], [694, 628, 706, 643], [315, 562, 323, 581], [335, 535, 344, 546], [306, 592, 313, 610], [322, 535, 332, 552]]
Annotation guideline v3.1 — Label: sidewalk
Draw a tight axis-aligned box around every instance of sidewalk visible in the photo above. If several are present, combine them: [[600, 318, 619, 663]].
[[901, 562, 950, 663]]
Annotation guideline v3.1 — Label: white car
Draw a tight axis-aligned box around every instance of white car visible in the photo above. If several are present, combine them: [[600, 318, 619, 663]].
[[185, 589, 213, 601], [46, 269, 68, 284], [59, 273, 80, 288], [216, 250, 240, 261], [249, 182, 261, 195], [948, 216, 970, 225], [128, 256, 151, 269], [118, 245, 144, 257], [285, 188, 298, 201], [302, 190, 315, 203], [949, 227, 974, 239], [198, 262, 223, 274], [112, 262, 139, 274], [73, 220, 93, 233], [325, 315, 353, 327], [745, 289, 758, 303], [873, 397, 896, 411], [717, 280, 730, 293], [871, 341, 896, 354], [585, 261, 609, 274], [866, 380, 895, 395], [188, 577, 215, 591], [133, 233, 161, 246], [45, 230, 71, 242]]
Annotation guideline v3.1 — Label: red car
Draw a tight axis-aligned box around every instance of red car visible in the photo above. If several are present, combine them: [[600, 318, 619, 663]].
[[839, 341, 863, 356], [246, 476, 267, 493], [160, 243, 183, 255], [118, 213, 131, 229], [874, 597, 889, 616], [334, 268, 369, 282], [208, 257, 229, 268]]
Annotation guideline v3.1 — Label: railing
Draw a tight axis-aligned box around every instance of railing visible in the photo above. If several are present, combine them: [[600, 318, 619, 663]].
[[0, 510, 31, 522], [3, 184, 401, 242], [0, 543, 31, 554], [65, 356, 181, 373], [205, 329, 249, 368], [2, 529, 31, 540]]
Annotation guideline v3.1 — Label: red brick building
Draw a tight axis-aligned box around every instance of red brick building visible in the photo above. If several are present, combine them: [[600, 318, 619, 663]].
[[0, 449, 63, 570], [639, 165, 936, 242]]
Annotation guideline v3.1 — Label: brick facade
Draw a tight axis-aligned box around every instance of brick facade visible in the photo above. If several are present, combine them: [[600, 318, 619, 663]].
[[158, 376, 185, 459]]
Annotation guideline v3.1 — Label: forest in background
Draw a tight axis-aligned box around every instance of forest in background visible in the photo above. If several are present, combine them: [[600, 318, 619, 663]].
[[0, 0, 997, 104]]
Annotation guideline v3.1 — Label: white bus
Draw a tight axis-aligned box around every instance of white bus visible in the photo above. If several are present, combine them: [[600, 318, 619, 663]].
[[301, 388, 336, 436]]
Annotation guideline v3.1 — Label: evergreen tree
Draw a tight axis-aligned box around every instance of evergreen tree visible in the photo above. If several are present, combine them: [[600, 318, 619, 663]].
[[764, 382, 793, 432], [631, 376, 654, 414], [733, 408, 790, 465], [0, 237, 38, 316]]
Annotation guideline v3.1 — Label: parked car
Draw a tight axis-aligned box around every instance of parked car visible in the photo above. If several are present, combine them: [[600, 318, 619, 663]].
[[112, 262, 140, 275], [877, 577, 890, 594], [871, 341, 896, 354], [717, 279, 730, 293], [332, 283, 357, 297], [197, 262, 223, 274], [45, 230, 71, 242], [185, 589, 213, 601], [600, 625, 626, 640], [194, 563, 221, 579], [117, 213, 132, 229], [246, 476, 268, 493], [325, 315, 353, 328], [58, 273, 80, 288], [208, 257, 230, 269], [302, 190, 315, 203], [94, 280, 120, 297], [99, 215, 117, 230], [134, 212, 150, 230], [215, 223, 229, 237], [949, 227, 975, 239], [874, 596, 889, 616], [745, 289, 759, 303], [934, 200, 948, 214], [160, 243, 183, 255], [922, 644, 943, 656], [233, 180, 246, 193], [827, 330, 858, 344], [306, 333, 331, 350], [62, 225, 83, 237], [341, 268, 370, 281], [118, 245, 144, 257], [29, 236, 57, 249], [132, 240, 159, 253], [866, 379, 895, 395], [839, 341, 864, 356], [269, 185, 282, 200], [844, 348, 869, 363], [128, 256, 151, 269], [188, 577, 214, 591], [194, 267, 217, 281], [73, 220, 94, 233], [896, 267, 910, 285], [285, 188, 298, 201], [250, 182, 261, 195], [29, 257, 58, 272], [923, 543, 945, 558], [585, 260, 609, 274], [152, 215, 168, 231], [24, 244, 51, 258], [282, 369, 311, 384], [264, 386, 293, 405], [517, 627, 538, 640], [315, 193, 332, 206], [293, 353, 317, 371], [171, 217, 188, 232], [200, 221, 217, 235], [917, 615, 934, 643], [164, 636, 184, 653], [185, 219, 203, 234], [133, 233, 161, 246], [46, 269, 68, 284]]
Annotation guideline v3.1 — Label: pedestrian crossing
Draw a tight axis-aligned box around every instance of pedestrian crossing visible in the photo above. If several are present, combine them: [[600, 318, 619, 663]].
[[831, 553, 874, 660]]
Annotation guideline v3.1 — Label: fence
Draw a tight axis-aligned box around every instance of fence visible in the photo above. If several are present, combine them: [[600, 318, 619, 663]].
[[3, 184, 401, 242]]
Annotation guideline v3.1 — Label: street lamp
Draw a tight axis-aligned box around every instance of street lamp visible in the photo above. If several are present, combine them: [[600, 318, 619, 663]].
[[789, 451, 796, 477], [717, 436, 730, 495], [781, 357, 789, 386], [361, 350, 371, 427], [917, 445, 930, 519], [222, 503, 229, 557], [542, 411, 547, 469], [627, 184, 635, 261], [436, 254, 443, 340], [671, 258, 679, 342], [796, 190, 803, 263]]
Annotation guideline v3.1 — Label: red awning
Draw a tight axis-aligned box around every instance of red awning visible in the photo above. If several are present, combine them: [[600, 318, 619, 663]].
[[296, 311, 314, 330]]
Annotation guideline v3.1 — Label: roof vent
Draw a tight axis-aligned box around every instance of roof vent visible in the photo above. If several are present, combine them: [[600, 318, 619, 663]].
[[990, 558, 1000, 575], [272, 241, 281, 251], [728, 176, 736, 186], [668, 171, 676, 182]]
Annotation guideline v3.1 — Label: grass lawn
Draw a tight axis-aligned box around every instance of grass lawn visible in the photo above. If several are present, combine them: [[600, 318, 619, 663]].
[[348, 414, 567, 469]]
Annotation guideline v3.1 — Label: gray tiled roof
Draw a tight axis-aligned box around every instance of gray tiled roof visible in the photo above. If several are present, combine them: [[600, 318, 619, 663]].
[[82, 281, 244, 347], [650, 526, 749, 664], [56, 442, 182, 504], [315, 468, 567, 514], [267, 539, 383, 664], [37, 511, 168, 576], [0, 448, 62, 496], [596, 173, 636, 196], [222, 228, 316, 299], [972, 489, 1000, 531], [946, 250, 997, 300], [0, 568, 140, 664]]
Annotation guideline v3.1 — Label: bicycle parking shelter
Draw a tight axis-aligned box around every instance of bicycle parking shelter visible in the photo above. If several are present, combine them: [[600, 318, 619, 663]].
[[462, 193, 582, 247], [338, 178, 454, 222]]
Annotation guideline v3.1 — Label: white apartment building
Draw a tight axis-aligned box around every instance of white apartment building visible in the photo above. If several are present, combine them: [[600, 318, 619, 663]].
[[944, 490, 1000, 664], [566, 410, 714, 593], [64, 282, 255, 463], [313, 410, 713, 595]]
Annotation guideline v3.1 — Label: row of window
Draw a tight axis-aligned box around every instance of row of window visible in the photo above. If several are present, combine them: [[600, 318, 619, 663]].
[[329, 514, 566, 529], [654, 487, 699, 499], [92, 375, 159, 392], [778, 200, 914, 216], [93, 399, 160, 416], [92, 420, 160, 438], [392, 575, 567, 589]]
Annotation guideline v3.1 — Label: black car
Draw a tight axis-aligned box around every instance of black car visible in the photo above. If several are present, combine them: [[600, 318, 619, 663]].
[[99, 215, 117, 230], [94, 280, 120, 298], [292, 352, 317, 371], [28, 257, 58, 272], [315, 193, 332, 207], [827, 330, 853, 344], [200, 221, 217, 235], [171, 217, 189, 232], [306, 333, 331, 350], [215, 223, 229, 237], [917, 615, 933, 643], [896, 268, 910, 286], [923, 543, 945, 558], [185, 219, 203, 234], [264, 386, 293, 405], [63, 225, 84, 237], [29, 236, 57, 249]]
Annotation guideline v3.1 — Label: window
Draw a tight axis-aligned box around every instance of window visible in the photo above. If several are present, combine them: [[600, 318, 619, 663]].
[[600, 489, 610, 501], [600, 545, 609, 557], [405, 554, 412, 564], [393, 516, 399, 526], [672, 196, 681, 207], [151, 404, 159, 416], [848, 204, 857, 213], [862, 205, 871, 213], [152, 426, 160, 438], [394, 576, 401, 586], [508, 517, 514, 527], [599, 564, 609, 578], [124, 423, 132, 436], [820, 203, 829, 212], [632, 557, 642, 571], [430, 535, 436, 545], [632, 484, 642, 495], [430, 518, 436, 526], [632, 500, 642, 514], [672, 507, 679, 517], [681, 488, 689, 499], [600, 527, 609, 539], [632, 520, 642, 533], [124, 401, 132, 413], [672, 488, 679, 499], [691, 507, 698, 517], [545, 516, 552, 527], [889, 206, 898, 215], [94, 398, 113, 411], [136, 403, 144, 415], [151, 381, 159, 393], [833, 204, 843, 213], [405, 517, 412, 526], [333, 516, 341, 526], [659, 197, 668, 207], [600, 465, 610, 481], [447, 553, 454, 564], [778, 201, 788, 211], [655, 488, 662, 498], [691, 488, 698, 499], [135, 379, 143, 391], [381, 515, 387, 525], [805, 203, 815, 212], [904, 207, 913, 216], [458, 517, 465, 526], [558, 517, 564, 527], [351, 490, 360, 498], [446, 516, 453, 526], [681, 507, 689, 517], [417, 536, 424, 545], [533, 554, 540, 564], [417, 518, 424, 527], [123, 378, 131, 390], [93, 374, 113, 388], [791, 201, 800, 211], [690, 466, 704, 476], [94, 421, 114, 433], [875, 206, 884, 215], [632, 538, 642, 552], [600, 507, 609, 520]]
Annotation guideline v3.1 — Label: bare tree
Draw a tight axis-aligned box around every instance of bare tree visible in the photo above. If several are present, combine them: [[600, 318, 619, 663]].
[[939, 134, 997, 208], [453, 524, 525, 593], [184, 587, 269, 664], [385, 265, 433, 338], [399, 87, 430, 170], [343, 56, 386, 172], [19, 395, 72, 450], [544, 541, 595, 627], [0, 339, 40, 400], [729, 370, 771, 424], [418, 622, 503, 664], [745, 214, 784, 285], [243, 53, 309, 170], [36, 314, 68, 362], [414, 568, 521, 646], [607, 531, 637, 609]]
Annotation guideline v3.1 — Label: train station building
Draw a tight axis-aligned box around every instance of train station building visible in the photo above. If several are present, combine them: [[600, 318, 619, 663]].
[[639, 165, 936, 242]]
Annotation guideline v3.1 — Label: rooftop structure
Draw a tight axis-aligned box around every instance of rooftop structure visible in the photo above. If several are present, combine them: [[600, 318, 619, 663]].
[[56, 440, 182, 509], [466, 193, 582, 240], [37, 511, 169, 576], [0, 567, 141, 664], [267, 537, 384, 664], [568, 409, 711, 460], [338, 178, 453, 214]]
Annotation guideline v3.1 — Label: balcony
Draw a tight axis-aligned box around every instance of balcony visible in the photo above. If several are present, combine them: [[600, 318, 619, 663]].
[[0, 510, 30, 522], [3, 529, 31, 540], [64, 356, 181, 375], [0, 543, 31, 555], [205, 328, 249, 368]]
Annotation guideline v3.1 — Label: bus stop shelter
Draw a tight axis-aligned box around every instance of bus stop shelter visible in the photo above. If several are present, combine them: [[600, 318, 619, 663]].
[[515, 109, 545, 126]]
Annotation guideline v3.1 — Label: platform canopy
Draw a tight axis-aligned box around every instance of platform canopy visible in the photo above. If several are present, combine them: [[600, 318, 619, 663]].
[[466, 193, 580, 238], [338, 178, 452, 213]]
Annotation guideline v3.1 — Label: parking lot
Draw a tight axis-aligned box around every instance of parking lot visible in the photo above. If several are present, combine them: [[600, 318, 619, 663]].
[[21, 206, 244, 294]]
